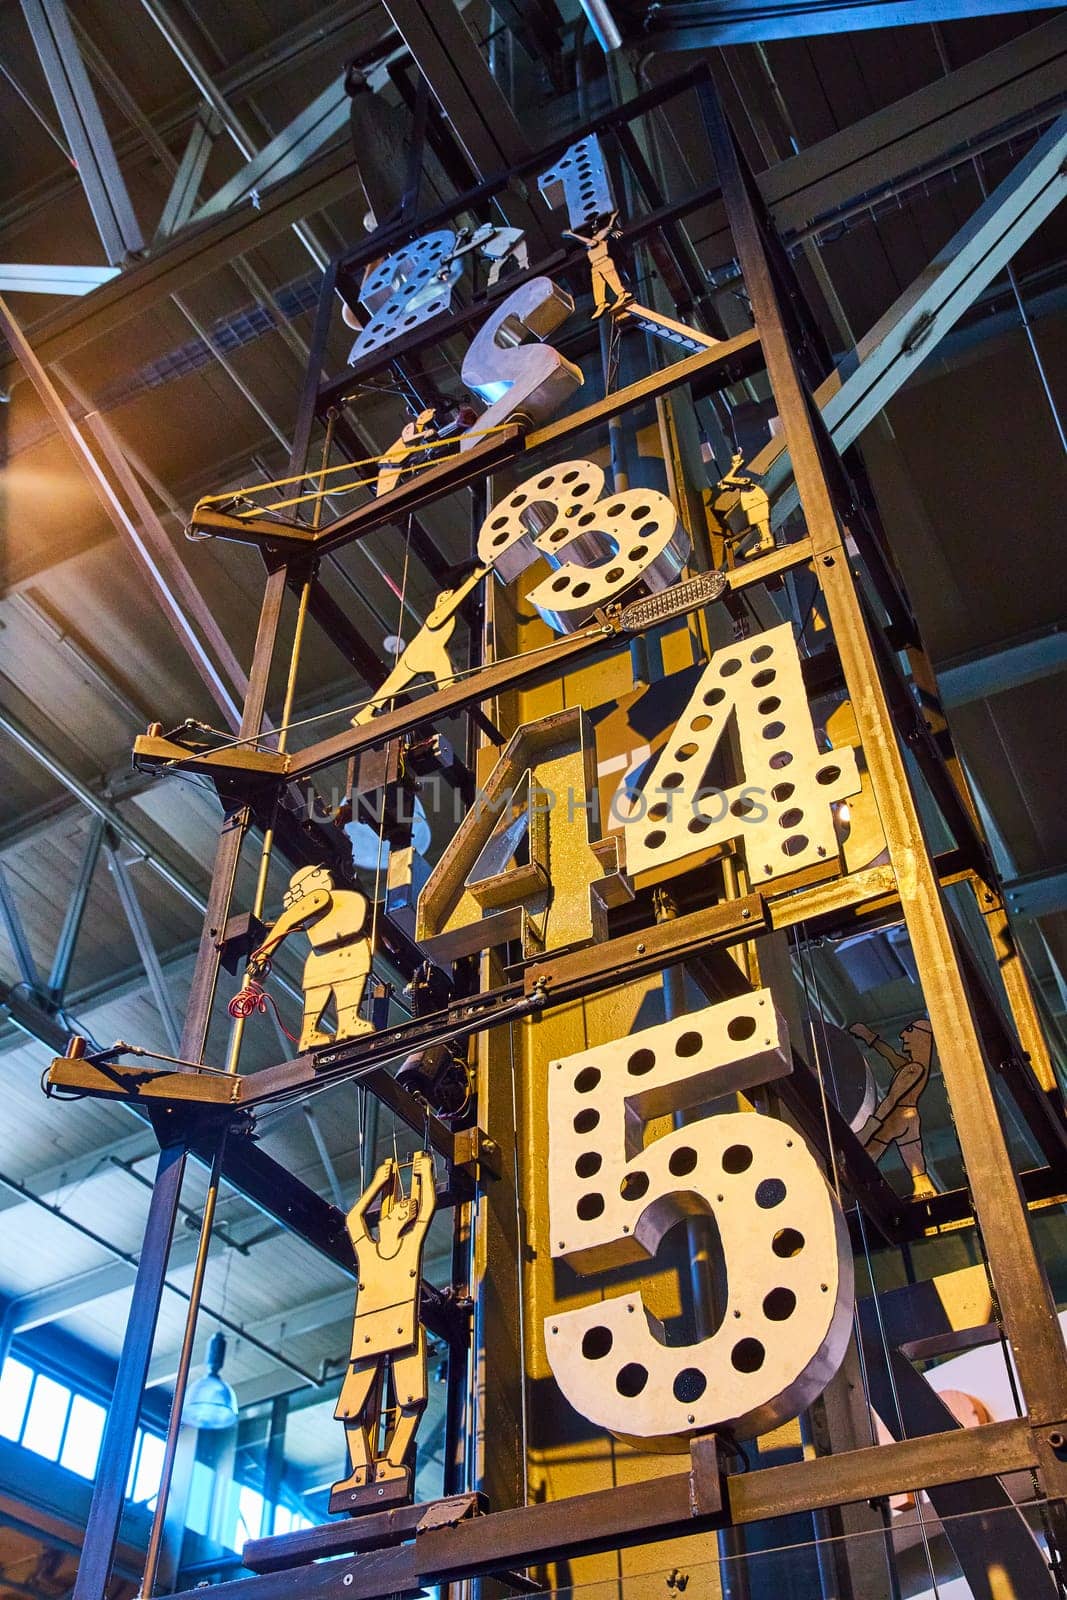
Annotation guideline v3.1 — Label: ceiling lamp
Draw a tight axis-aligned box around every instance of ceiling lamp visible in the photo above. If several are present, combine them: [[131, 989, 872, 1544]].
[[183, 1331, 238, 1430]]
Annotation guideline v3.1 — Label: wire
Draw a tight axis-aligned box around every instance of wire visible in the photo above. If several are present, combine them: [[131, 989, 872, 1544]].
[[228, 977, 300, 1044], [193, 423, 517, 519], [155, 625, 613, 772]]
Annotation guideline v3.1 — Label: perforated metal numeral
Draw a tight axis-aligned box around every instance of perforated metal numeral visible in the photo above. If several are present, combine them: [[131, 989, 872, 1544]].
[[415, 709, 619, 962], [539, 136, 615, 228], [348, 232, 461, 363], [623, 621, 861, 886], [477, 459, 691, 632], [544, 993, 853, 1446]]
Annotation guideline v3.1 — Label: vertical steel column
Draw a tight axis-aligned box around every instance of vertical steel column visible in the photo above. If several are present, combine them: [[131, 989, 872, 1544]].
[[697, 77, 1067, 1461], [73, 1141, 185, 1600], [70, 262, 342, 1600]]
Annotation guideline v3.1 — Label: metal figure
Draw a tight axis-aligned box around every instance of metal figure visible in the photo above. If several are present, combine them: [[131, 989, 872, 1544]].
[[247, 865, 373, 1050], [563, 213, 632, 320], [352, 566, 490, 726], [848, 1016, 937, 1198], [332, 1153, 437, 1507]]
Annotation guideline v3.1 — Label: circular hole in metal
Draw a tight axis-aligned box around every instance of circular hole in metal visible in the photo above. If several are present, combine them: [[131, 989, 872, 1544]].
[[661, 772, 684, 790], [751, 644, 773, 663], [627, 545, 648, 562], [730, 796, 755, 817], [673, 1368, 707, 1403], [782, 833, 809, 856], [644, 829, 666, 849], [574, 1066, 601, 1095], [771, 782, 795, 802], [606, 567, 625, 583], [731, 1338, 765, 1373], [573, 1108, 600, 1135], [628, 1048, 656, 1076], [688, 816, 711, 834], [648, 802, 669, 821], [757, 696, 781, 716], [674, 742, 699, 761], [752, 669, 776, 688], [577, 1192, 605, 1221], [616, 1363, 649, 1397], [669, 1146, 698, 1176], [756, 1178, 787, 1209], [722, 1145, 753, 1174], [691, 715, 712, 731], [817, 765, 842, 785], [572, 582, 591, 599], [582, 1326, 613, 1360], [779, 808, 804, 829], [675, 1032, 702, 1058], [551, 575, 570, 592], [769, 751, 794, 770], [773, 1228, 805, 1258], [621, 1171, 649, 1202], [763, 1288, 797, 1322], [575, 1151, 602, 1179], [762, 721, 786, 741], [719, 658, 742, 677], [704, 687, 726, 707], [727, 1015, 756, 1041]]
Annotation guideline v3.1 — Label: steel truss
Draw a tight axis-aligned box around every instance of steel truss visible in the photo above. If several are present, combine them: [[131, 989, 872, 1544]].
[[56, 64, 1067, 1600]]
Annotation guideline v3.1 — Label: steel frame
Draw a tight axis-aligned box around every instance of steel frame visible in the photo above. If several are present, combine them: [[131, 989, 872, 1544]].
[[66, 64, 1067, 1600]]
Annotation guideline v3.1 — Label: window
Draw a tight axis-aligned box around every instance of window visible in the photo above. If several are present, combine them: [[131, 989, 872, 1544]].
[[60, 1393, 107, 1479], [21, 1373, 70, 1462], [236, 1484, 265, 1544], [0, 1359, 32, 1441], [131, 1429, 165, 1506]]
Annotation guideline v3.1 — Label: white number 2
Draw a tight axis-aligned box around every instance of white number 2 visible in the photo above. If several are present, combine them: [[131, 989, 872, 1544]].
[[544, 992, 853, 1447]]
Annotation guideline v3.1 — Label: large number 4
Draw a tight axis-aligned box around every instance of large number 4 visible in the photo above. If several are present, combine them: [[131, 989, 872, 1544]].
[[545, 992, 853, 1447], [624, 622, 861, 888]]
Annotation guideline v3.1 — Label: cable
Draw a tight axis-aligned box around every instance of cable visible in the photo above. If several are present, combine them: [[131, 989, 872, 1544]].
[[154, 625, 613, 772], [193, 423, 518, 519]]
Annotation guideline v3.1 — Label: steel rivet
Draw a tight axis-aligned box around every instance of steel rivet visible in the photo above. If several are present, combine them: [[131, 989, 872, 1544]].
[[636, 942, 646, 954]]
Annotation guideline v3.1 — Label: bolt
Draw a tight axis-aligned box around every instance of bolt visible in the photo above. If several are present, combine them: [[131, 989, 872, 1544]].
[[1050, 1431, 1066, 1451], [636, 942, 646, 954], [741, 908, 751, 920], [344, 1575, 354, 1586], [687, 1415, 695, 1424], [822, 554, 834, 566]]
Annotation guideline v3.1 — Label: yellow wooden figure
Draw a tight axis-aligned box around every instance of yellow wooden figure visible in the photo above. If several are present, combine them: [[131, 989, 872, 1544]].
[[247, 865, 373, 1051], [352, 566, 489, 727], [331, 1152, 437, 1507], [563, 213, 632, 320]]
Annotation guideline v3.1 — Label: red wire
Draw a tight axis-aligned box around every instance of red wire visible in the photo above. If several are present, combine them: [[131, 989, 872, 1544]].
[[228, 975, 300, 1044]]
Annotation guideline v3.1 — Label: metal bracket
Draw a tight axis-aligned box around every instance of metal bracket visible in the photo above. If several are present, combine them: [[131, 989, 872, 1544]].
[[453, 1126, 502, 1181], [688, 1434, 726, 1517]]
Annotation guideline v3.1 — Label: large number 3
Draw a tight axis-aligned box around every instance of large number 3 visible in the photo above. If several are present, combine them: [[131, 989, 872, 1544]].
[[545, 992, 853, 1447]]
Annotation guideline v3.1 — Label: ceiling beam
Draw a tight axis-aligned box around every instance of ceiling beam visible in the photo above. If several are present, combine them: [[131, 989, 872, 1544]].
[[645, 0, 1065, 48], [18, 0, 144, 263], [0, 141, 357, 390], [0, 298, 243, 729], [750, 110, 1067, 523], [936, 623, 1067, 708]]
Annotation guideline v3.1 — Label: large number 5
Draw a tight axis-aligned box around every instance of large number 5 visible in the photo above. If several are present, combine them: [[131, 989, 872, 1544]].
[[544, 992, 853, 1447]]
